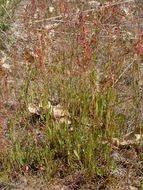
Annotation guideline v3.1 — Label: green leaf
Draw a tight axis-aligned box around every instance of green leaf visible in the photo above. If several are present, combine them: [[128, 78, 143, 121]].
[[116, 113, 125, 120], [16, 143, 24, 166], [98, 97, 104, 118], [74, 150, 80, 160], [97, 169, 103, 177], [91, 70, 97, 80], [141, 183, 143, 190]]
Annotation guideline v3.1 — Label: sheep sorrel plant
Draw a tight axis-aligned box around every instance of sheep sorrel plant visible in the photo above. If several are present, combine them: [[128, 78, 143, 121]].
[[1, 0, 143, 188]]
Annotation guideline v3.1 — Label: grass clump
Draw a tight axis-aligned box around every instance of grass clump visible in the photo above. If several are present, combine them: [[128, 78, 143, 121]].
[[1, 0, 143, 188], [0, 0, 19, 30], [0, 0, 19, 50]]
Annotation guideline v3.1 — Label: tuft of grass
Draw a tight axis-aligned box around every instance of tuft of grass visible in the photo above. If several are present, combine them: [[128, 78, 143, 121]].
[[0, 0, 19, 30], [0, 0, 19, 50], [1, 0, 143, 187]]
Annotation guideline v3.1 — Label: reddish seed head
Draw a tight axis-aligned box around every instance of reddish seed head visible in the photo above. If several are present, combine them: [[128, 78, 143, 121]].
[[112, 146, 120, 150], [26, 166, 29, 171], [69, 127, 74, 132], [58, 167, 62, 171]]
